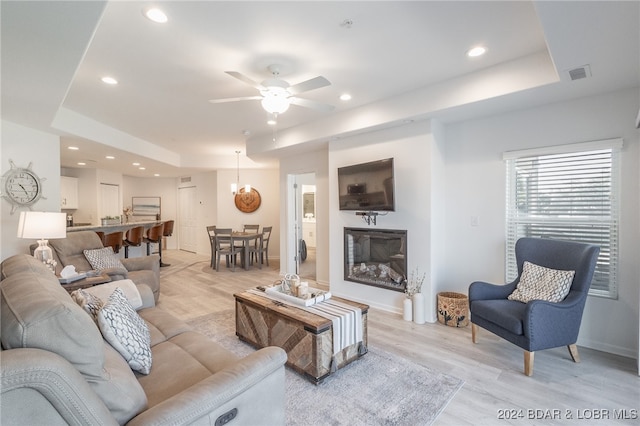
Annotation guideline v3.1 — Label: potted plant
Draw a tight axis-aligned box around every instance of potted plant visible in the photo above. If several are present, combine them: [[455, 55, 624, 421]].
[[101, 215, 121, 226]]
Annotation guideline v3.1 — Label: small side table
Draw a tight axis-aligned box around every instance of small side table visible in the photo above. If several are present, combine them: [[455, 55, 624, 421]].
[[60, 273, 111, 293]]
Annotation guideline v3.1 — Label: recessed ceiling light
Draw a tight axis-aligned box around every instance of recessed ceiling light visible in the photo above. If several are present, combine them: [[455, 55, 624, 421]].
[[68, 146, 79, 150], [340, 93, 352, 101], [132, 162, 140, 166], [105, 155, 115, 160], [144, 7, 168, 23], [101, 76, 118, 85], [154, 173, 160, 177], [467, 46, 487, 58], [139, 167, 146, 170], [77, 162, 86, 166]]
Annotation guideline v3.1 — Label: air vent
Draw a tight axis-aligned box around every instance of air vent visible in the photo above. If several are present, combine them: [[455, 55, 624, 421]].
[[567, 64, 591, 81], [181, 176, 192, 183]]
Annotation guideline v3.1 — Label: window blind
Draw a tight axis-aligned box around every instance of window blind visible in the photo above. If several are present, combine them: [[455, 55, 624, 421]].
[[504, 139, 621, 299]]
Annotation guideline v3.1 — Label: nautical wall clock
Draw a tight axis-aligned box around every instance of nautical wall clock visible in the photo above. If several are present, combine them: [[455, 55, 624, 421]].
[[1, 160, 46, 214], [234, 187, 261, 213]]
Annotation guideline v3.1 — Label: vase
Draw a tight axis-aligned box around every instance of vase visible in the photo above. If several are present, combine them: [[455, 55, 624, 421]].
[[413, 292, 425, 324], [403, 298, 413, 321]]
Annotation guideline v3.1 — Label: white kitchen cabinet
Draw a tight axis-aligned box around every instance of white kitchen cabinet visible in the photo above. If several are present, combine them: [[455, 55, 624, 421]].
[[60, 176, 78, 209]]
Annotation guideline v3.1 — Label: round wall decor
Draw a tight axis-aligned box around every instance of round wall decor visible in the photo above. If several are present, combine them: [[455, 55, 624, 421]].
[[234, 187, 261, 213], [1, 159, 46, 214]]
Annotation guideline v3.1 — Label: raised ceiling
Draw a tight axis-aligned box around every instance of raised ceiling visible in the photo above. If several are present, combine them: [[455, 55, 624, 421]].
[[2, 1, 638, 177]]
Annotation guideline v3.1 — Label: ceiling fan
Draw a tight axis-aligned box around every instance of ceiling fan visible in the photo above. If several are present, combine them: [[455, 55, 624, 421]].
[[209, 64, 334, 114]]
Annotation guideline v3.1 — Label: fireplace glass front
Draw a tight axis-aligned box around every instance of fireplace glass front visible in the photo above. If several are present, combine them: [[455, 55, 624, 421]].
[[344, 227, 407, 292]]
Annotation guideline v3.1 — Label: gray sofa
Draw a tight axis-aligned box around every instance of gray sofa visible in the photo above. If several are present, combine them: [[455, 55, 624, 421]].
[[0, 254, 287, 425], [45, 230, 161, 302]]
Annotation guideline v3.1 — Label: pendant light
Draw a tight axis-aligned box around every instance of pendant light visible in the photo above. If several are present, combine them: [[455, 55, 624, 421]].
[[231, 150, 251, 195]]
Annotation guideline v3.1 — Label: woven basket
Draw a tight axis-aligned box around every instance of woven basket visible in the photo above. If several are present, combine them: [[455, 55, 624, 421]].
[[437, 292, 469, 327]]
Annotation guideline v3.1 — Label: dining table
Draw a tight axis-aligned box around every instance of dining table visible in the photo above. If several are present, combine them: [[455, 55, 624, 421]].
[[231, 231, 262, 271]]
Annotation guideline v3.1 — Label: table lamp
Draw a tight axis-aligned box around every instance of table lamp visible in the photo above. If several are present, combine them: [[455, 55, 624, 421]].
[[17, 211, 67, 273]]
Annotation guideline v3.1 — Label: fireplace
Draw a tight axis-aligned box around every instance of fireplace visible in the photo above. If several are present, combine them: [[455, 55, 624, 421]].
[[344, 227, 407, 292]]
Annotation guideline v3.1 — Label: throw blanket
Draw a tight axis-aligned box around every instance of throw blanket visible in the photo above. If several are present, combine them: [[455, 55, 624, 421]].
[[247, 289, 363, 357]]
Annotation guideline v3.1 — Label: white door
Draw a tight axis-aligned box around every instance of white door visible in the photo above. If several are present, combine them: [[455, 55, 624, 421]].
[[179, 186, 197, 253], [100, 183, 120, 219]]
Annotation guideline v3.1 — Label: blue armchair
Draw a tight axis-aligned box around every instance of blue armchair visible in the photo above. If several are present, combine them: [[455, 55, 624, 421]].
[[469, 237, 600, 376]]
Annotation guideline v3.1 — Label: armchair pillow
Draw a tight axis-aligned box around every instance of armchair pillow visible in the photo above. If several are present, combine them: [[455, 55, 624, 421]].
[[98, 287, 152, 374], [508, 261, 575, 303], [83, 247, 127, 274]]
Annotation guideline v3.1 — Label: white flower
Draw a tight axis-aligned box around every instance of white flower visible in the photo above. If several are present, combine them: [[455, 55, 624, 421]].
[[405, 267, 426, 298]]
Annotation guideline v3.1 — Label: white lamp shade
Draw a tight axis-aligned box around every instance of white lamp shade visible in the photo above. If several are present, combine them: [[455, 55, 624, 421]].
[[17, 211, 67, 239]]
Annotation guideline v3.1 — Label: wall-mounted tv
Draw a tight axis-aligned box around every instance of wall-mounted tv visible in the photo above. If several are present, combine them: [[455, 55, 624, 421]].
[[338, 158, 395, 211]]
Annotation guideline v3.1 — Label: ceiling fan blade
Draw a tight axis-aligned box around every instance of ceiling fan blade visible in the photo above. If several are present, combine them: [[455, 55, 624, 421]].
[[209, 96, 263, 104], [225, 71, 264, 90], [287, 76, 331, 95], [289, 97, 335, 112]]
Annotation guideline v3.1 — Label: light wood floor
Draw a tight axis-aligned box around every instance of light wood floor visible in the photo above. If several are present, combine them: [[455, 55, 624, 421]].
[[158, 250, 639, 425]]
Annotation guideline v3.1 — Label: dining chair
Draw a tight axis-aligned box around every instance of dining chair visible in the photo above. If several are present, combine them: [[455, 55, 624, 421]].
[[260, 226, 273, 266], [243, 224, 260, 263], [247, 233, 264, 269], [123, 225, 144, 258], [213, 228, 242, 272], [206, 225, 217, 268]]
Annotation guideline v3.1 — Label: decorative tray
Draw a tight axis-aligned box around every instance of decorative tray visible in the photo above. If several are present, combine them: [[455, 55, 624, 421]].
[[265, 284, 331, 307]]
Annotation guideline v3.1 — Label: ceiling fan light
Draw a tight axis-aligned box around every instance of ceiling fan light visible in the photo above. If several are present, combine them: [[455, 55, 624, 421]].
[[261, 94, 290, 114]]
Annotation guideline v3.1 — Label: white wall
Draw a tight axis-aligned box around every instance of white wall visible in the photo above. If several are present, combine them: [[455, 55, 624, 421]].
[[442, 89, 639, 358], [328, 121, 440, 318], [215, 168, 281, 260], [1, 121, 61, 260]]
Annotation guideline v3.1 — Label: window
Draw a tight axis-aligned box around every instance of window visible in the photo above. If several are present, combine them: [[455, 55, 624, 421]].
[[504, 139, 622, 299]]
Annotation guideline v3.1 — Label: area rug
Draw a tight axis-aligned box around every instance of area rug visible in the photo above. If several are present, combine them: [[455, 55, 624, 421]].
[[188, 310, 464, 425]]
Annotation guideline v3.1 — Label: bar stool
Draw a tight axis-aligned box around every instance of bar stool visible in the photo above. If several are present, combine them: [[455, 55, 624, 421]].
[[102, 231, 124, 254], [123, 226, 144, 258], [160, 220, 174, 267], [144, 223, 164, 266]]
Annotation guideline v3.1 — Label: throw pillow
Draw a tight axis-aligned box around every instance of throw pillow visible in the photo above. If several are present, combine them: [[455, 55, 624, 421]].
[[83, 279, 143, 310], [508, 261, 575, 303], [70, 288, 104, 323], [98, 287, 152, 374], [83, 247, 127, 273]]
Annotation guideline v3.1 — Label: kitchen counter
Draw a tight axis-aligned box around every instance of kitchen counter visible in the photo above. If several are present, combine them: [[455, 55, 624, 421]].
[[67, 220, 163, 234]]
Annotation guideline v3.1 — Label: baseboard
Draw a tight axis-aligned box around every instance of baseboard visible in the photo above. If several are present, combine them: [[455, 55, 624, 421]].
[[577, 337, 637, 360]]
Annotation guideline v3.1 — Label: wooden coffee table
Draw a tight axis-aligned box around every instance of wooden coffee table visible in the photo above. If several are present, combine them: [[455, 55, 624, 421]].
[[234, 289, 368, 384]]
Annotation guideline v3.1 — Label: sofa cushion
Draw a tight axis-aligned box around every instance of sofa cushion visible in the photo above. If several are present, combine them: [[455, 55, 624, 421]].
[[470, 299, 527, 335], [98, 288, 152, 374], [50, 231, 104, 273], [136, 331, 239, 408], [508, 261, 575, 303], [84, 247, 127, 274], [1, 261, 105, 378]]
